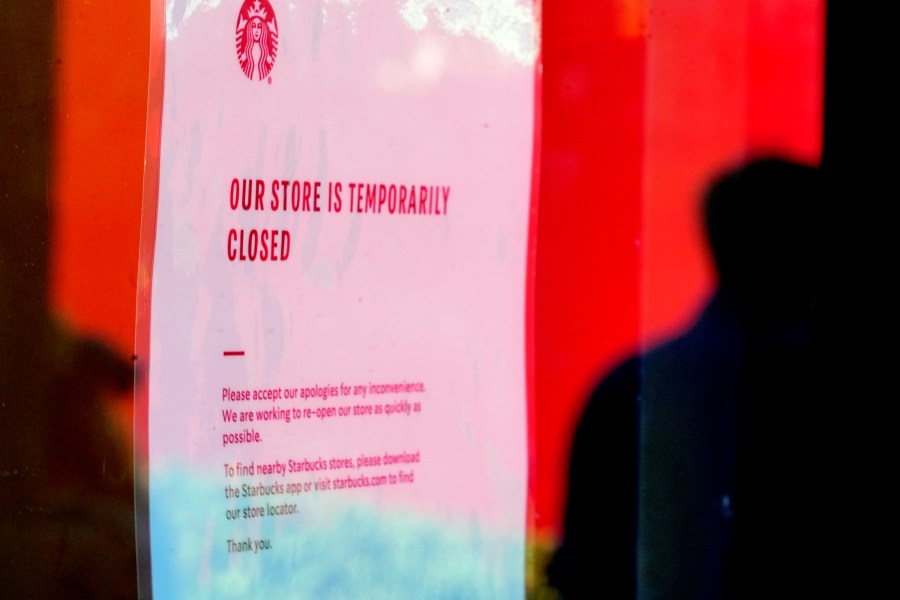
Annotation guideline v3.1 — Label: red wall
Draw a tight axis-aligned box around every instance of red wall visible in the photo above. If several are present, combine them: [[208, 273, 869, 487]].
[[52, 2, 149, 356], [534, 0, 822, 534], [534, 0, 645, 533]]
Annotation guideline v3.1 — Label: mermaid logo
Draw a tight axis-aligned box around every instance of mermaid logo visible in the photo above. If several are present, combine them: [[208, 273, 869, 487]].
[[235, 0, 279, 81]]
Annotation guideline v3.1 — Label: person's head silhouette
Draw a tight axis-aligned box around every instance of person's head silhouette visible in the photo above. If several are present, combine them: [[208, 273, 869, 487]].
[[703, 158, 823, 321]]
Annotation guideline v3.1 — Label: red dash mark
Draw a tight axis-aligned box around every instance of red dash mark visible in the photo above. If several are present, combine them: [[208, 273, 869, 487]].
[[223, 351, 245, 356]]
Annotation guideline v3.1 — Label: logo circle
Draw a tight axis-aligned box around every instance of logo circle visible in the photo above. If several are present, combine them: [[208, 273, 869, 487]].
[[235, 0, 279, 81]]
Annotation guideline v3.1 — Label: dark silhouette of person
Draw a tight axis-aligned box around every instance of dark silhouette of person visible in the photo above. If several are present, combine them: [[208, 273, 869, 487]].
[[548, 158, 828, 599]]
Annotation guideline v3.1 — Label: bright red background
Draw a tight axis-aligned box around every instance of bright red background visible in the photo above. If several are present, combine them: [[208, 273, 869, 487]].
[[50, 0, 823, 539], [533, 0, 822, 535]]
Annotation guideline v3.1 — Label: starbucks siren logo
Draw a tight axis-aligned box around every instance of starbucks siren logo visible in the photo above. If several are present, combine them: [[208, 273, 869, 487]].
[[235, 0, 279, 81]]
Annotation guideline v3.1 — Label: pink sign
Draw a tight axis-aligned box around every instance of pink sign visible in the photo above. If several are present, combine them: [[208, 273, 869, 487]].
[[139, 1, 536, 596]]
